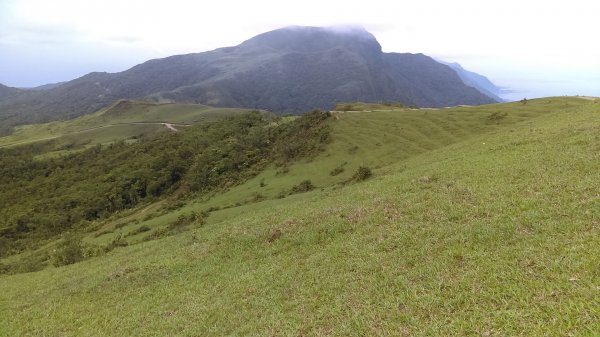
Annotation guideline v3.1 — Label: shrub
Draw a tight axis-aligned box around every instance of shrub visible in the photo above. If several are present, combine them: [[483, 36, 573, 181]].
[[143, 211, 208, 242], [142, 212, 157, 221], [12, 255, 46, 273], [125, 225, 151, 237], [252, 193, 265, 202], [169, 211, 208, 230], [330, 166, 344, 176], [52, 236, 84, 267], [330, 162, 347, 176], [275, 166, 290, 176], [166, 201, 186, 211], [487, 111, 507, 121], [104, 234, 128, 253], [290, 180, 314, 194], [0, 262, 10, 274], [143, 228, 169, 241], [353, 166, 372, 182]]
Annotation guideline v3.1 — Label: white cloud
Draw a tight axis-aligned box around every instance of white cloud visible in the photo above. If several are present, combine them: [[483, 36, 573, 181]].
[[1, 0, 599, 96]]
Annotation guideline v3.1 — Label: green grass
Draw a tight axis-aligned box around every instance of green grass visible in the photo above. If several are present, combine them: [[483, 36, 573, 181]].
[[179, 97, 589, 210], [334, 101, 406, 111], [0, 100, 254, 152], [1, 97, 600, 335]]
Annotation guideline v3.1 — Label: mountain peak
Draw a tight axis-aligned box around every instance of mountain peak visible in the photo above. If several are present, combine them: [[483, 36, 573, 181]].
[[0, 26, 497, 129], [238, 25, 382, 55], [284, 24, 371, 36]]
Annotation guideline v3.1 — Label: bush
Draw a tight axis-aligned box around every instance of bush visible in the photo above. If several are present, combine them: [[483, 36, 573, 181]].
[[487, 111, 507, 121], [11, 254, 46, 273], [125, 225, 151, 237], [143, 211, 208, 242], [330, 166, 344, 176], [169, 211, 206, 230], [142, 212, 157, 221], [353, 166, 372, 182], [252, 193, 265, 202], [330, 162, 347, 176], [290, 180, 314, 194], [275, 167, 290, 176], [0, 262, 10, 274], [52, 236, 84, 267], [104, 234, 128, 253]]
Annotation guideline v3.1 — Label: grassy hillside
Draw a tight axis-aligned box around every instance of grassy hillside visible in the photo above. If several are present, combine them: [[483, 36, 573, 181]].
[[1, 97, 599, 335], [194, 97, 588, 208], [0, 100, 252, 153], [0, 110, 330, 260]]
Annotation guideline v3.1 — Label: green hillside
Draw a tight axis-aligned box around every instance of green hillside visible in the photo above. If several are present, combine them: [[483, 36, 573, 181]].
[[1, 97, 599, 335], [0, 100, 252, 153]]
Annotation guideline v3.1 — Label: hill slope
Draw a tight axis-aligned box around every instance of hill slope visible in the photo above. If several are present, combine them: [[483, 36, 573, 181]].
[[0, 26, 495, 131], [1, 97, 599, 335], [0, 100, 254, 151], [0, 84, 22, 99]]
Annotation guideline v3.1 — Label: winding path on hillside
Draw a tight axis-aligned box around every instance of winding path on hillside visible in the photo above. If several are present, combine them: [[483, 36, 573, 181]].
[[0, 122, 191, 148], [76, 122, 191, 133]]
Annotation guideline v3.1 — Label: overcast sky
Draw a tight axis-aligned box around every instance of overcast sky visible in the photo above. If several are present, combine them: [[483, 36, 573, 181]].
[[1, 0, 599, 99]]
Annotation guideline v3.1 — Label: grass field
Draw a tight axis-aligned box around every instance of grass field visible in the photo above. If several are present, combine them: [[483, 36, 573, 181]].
[[0, 100, 253, 152], [1, 97, 599, 335]]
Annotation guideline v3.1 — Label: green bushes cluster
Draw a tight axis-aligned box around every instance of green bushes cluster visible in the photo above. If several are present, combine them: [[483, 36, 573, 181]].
[[52, 235, 84, 267], [347, 166, 372, 183], [144, 211, 208, 241], [0, 110, 332, 258], [354, 166, 372, 181], [329, 162, 347, 176], [290, 180, 315, 194]]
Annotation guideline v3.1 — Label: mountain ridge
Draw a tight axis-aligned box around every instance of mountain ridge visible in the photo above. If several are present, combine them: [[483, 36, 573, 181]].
[[439, 60, 504, 101], [0, 26, 496, 132]]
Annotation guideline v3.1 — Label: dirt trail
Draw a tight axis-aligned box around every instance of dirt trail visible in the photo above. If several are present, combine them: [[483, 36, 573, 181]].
[[77, 122, 190, 133], [164, 123, 178, 132], [0, 122, 190, 148]]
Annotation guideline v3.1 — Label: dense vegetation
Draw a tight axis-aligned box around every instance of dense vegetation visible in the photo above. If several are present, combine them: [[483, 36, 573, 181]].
[[0, 110, 331, 259]]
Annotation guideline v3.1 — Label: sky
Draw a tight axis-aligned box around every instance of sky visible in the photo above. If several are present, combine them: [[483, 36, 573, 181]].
[[1, 0, 599, 100]]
